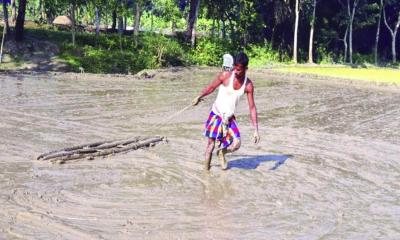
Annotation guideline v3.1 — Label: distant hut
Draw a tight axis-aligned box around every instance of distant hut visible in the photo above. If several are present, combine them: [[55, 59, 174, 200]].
[[53, 15, 73, 26]]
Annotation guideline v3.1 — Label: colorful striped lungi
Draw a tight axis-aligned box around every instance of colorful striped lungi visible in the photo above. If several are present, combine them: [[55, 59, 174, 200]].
[[204, 111, 240, 148]]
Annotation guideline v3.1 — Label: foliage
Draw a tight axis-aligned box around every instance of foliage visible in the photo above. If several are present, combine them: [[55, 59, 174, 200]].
[[138, 33, 186, 68], [57, 31, 185, 73], [10, 0, 400, 71], [187, 37, 234, 66], [246, 42, 286, 66], [316, 46, 335, 64], [353, 52, 374, 65]]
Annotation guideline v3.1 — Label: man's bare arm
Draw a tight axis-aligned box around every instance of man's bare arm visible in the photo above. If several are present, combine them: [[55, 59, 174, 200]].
[[246, 80, 260, 143], [199, 73, 224, 98], [192, 73, 225, 105]]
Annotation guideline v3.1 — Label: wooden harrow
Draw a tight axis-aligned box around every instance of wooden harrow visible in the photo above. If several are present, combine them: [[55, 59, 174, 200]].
[[37, 136, 166, 164]]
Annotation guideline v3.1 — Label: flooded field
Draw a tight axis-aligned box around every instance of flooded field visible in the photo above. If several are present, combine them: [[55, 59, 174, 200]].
[[0, 68, 399, 239]]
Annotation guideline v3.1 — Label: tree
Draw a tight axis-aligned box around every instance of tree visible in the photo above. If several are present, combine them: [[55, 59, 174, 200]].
[[293, 0, 300, 63], [66, 0, 87, 46], [308, 0, 317, 63], [152, 0, 183, 33], [15, 0, 27, 42], [10, 0, 15, 24], [382, 0, 400, 63], [186, 0, 201, 47], [2, 0, 10, 34], [337, 0, 361, 64], [42, 0, 67, 24], [133, 0, 141, 45], [71, 1, 77, 46], [347, 0, 360, 64], [374, 0, 383, 65], [111, 9, 117, 31], [95, 6, 100, 37]]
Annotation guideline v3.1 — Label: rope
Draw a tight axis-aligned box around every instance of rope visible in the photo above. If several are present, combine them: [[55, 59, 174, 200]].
[[156, 103, 194, 127]]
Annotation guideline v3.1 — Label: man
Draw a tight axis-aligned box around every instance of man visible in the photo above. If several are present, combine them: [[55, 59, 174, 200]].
[[192, 52, 260, 170]]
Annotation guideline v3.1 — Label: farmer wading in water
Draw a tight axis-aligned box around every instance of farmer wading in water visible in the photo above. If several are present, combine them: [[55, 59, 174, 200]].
[[192, 52, 260, 170]]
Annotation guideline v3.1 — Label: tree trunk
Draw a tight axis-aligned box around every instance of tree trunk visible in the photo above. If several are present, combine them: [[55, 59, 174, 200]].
[[95, 7, 100, 37], [134, 2, 141, 42], [150, 12, 154, 31], [2, 1, 10, 34], [347, 0, 359, 64], [71, 2, 76, 46], [271, 25, 276, 48], [123, 16, 127, 31], [211, 18, 215, 38], [15, 0, 27, 42], [216, 19, 220, 38], [105, 11, 108, 31], [39, 0, 46, 21], [374, 0, 383, 65], [391, 14, 400, 63], [391, 33, 397, 63], [383, 7, 400, 63], [111, 9, 117, 31], [308, 0, 317, 64], [293, 0, 300, 63], [118, 16, 123, 51], [186, 0, 200, 46], [222, 19, 226, 39], [1, 21, 6, 63], [342, 26, 349, 63], [191, 0, 200, 47], [118, 16, 123, 34], [347, 0, 352, 64], [11, 0, 16, 25]]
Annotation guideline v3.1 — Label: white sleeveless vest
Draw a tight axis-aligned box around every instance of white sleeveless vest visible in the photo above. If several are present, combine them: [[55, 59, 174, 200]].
[[212, 72, 247, 123]]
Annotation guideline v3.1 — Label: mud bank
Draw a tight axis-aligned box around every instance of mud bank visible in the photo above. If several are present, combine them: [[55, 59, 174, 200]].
[[0, 68, 399, 239]]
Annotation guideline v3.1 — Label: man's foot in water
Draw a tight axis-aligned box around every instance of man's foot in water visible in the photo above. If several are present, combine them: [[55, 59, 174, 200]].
[[204, 157, 211, 171], [217, 148, 228, 170]]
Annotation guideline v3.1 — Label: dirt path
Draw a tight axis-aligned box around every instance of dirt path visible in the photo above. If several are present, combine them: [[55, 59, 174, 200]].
[[0, 68, 399, 239]]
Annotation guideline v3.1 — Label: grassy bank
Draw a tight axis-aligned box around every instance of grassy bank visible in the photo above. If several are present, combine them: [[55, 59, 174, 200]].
[[1, 26, 286, 74], [275, 66, 400, 85], [2, 26, 399, 78]]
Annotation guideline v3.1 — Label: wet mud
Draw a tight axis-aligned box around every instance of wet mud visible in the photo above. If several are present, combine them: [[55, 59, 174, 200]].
[[0, 68, 399, 239]]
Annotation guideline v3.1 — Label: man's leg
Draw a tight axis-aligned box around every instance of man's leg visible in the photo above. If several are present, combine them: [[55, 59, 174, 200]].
[[227, 138, 241, 153], [204, 138, 215, 170], [217, 138, 241, 170]]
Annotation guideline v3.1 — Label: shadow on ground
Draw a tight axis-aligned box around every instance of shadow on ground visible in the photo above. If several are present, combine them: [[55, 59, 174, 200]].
[[228, 154, 293, 170]]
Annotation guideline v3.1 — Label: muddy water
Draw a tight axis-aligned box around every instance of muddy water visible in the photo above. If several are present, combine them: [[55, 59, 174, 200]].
[[0, 69, 399, 239]]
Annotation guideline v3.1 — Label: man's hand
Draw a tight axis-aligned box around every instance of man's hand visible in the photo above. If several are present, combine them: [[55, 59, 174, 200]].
[[192, 96, 203, 106], [253, 131, 260, 144]]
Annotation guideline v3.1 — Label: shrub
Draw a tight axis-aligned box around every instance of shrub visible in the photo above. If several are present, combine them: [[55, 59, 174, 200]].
[[188, 38, 234, 66], [353, 53, 374, 65], [138, 33, 185, 68], [246, 42, 282, 66], [316, 46, 335, 64]]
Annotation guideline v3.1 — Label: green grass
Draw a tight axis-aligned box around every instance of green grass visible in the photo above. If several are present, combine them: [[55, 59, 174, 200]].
[[275, 66, 400, 84]]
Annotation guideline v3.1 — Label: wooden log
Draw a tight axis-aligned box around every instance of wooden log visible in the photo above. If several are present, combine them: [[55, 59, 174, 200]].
[[37, 139, 115, 160], [94, 136, 143, 150], [40, 137, 144, 161], [50, 137, 164, 164], [41, 148, 99, 161]]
